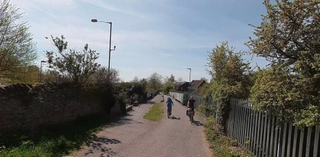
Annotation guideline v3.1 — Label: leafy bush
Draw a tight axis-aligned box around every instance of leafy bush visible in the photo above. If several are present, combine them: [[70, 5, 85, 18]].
[[247, 0, 320, 127], [206, 42, 252, 133], [205, 116, 250, 157], [46, 35, 100, 86]]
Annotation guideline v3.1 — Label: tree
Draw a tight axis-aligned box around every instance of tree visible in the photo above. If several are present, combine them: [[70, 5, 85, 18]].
[[176, 77, 184, 83], [0, 0, 37, 80], [147, 72, 162, 93], [200, 77, 208, 83], [207, 42, 251, 133], [247, 0, 320, 65], [163, 74, 176, 94], [132, 77, 147, 100], [131, 76, 139, 83], [248, 0, 320, 127], [46, 35, 100, 86], [42, 70, 60, 82], [168, 74, 175, 84], [6, 65, 39, 84], [139, 78, 148, 92], [197, 82, 216, 117], [117, 77, 147, 102], [130, 77, 148, 94], [92, 67, 121, 85]]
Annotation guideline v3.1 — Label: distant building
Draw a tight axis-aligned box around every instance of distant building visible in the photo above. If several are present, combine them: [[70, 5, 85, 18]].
[[189, 80, 206, 92], [175, 80, 206, 93], [175, 82, 189, 92]]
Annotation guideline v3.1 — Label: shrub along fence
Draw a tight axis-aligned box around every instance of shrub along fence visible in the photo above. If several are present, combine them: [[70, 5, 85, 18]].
[[170, 91, 320, 156], [227, 99, 320, 157]]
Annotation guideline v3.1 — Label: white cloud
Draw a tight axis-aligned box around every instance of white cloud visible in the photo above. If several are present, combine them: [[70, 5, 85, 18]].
[[79, 0, 152, 20]]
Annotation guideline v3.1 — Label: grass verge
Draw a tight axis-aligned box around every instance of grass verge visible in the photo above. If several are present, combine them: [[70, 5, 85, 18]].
[[205, 116, 251, 157], [143, 103, 164, 121], [0, 114, 111, 157]]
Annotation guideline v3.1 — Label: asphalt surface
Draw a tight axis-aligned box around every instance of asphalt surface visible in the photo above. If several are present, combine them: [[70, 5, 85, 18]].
[[72, 95, 212, 157]]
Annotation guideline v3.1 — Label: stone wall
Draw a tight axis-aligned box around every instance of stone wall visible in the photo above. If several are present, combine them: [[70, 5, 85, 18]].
[[0, 83, 115, 133]]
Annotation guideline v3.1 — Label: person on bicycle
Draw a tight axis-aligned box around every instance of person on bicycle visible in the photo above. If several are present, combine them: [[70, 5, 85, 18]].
[[187, 96, 196, 118], [166, 97, 174, 117]]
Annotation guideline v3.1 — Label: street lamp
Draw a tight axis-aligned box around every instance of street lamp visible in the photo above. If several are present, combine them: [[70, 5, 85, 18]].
[[186, 68, 191, 83], [91, 19, 116, 73], [40, 60, 46, 82], [186, 68, 191, 91]]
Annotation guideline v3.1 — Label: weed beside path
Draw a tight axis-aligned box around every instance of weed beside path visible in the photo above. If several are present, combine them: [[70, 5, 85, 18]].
[[143, 103, 164, 122], [205, 116, 250, 157]]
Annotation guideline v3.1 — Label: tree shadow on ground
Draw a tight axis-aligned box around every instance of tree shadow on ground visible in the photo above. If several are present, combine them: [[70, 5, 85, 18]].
[[106, 113, 134, 127], [192, 121, 204, 126], [148, 101, 156, 104], [85, 135, 121, 156], [0, 112, 133, 156], [169, 116, 181, 120]]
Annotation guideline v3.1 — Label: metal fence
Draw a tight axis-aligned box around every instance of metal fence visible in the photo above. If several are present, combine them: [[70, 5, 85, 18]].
[[188, 92, 203, 106], [228, 99, 320, 157], [169, 92, 203, 106], [169, 92, 184, 103], [168, 92, 320, 156]]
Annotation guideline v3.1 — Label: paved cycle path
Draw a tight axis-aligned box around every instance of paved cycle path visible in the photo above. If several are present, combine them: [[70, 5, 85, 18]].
[[73, 95, 211, 157]]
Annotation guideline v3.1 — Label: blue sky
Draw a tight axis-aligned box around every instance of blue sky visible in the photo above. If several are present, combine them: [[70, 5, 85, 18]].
[[11, 0, 269, 82]]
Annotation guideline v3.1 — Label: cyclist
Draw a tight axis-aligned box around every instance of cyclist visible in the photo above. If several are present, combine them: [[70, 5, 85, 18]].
[[166, 97, 174, 118], [187, 96, 196, 121]]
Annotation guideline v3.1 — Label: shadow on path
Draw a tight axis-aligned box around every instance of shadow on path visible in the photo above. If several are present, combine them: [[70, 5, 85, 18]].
[[169, 116, 181, 120], [85, 136, 121, 156], [191, 121, 204, 126], [148, 101, 156, 104], [106, 113, 133, 127]]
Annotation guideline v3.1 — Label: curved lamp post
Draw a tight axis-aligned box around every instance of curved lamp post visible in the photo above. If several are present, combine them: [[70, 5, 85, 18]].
[[91, 19, 116, 73]]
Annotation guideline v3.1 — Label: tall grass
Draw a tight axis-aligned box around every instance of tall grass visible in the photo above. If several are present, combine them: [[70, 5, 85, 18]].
[[143, 103, 164, 121]]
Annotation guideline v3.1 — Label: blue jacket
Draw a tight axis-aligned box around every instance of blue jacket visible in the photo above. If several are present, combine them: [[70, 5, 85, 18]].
[[167, 98, 173, 107]]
